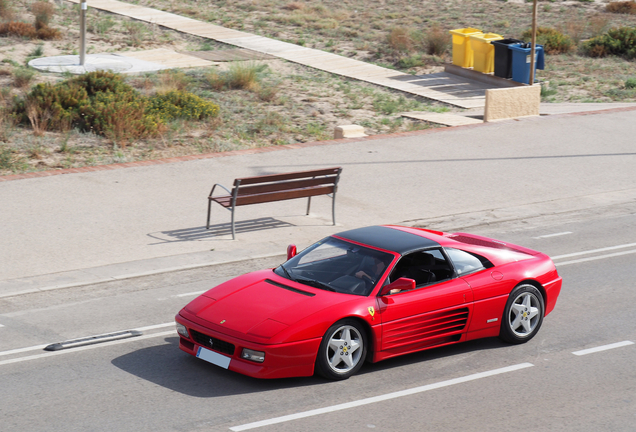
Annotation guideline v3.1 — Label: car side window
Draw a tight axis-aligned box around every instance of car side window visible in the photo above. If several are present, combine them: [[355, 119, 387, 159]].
[[388, 249, 453, 287], [445, 248, 491, 276]]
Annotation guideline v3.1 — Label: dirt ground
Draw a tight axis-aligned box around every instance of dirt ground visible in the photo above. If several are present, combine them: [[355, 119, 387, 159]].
[[1, 0, 635, 175]]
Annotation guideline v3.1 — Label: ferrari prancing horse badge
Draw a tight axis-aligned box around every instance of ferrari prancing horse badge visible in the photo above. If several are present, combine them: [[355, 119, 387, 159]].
[[368, 306, 375, 320]]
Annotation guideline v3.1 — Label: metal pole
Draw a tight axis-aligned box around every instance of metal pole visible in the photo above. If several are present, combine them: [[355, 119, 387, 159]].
[[80, 0, 87, 66], [529, 0, 538, 85]]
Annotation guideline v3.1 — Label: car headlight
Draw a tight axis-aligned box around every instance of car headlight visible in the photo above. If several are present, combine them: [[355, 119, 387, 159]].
[[176, 322, 189, 338], [241, 348, 265, 363]]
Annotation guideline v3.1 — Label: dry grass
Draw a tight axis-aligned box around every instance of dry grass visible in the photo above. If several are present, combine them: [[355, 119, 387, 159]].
[[606, 1, 636, 14], [387, 27, 414, 52], [25, 98, 50, 136], [0, 0, 14, 21], [31, 1, 55, 29], [426, 23, 450, 56], [156, 69, 191, 92]]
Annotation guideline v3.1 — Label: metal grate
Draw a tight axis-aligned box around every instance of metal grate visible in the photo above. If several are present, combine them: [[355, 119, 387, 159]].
[[190, 329, 235, 356]]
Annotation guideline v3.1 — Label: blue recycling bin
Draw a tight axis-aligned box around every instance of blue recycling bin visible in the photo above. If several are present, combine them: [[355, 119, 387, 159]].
[[509, 43, 545, 84]]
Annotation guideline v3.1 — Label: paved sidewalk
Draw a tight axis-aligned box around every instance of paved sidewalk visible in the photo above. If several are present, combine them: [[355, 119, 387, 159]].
[[1, 107, 636, 298]]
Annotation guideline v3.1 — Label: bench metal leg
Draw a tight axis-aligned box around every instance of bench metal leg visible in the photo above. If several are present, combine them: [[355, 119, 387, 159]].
[[306, 196, 312, 215], [332, 192, 337, 225], [206, 200, 212, 229], [231, 207, 236, 240]]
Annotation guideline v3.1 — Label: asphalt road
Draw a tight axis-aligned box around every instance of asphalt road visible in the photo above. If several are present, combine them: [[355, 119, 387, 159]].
[[1, 205, 635, 432]]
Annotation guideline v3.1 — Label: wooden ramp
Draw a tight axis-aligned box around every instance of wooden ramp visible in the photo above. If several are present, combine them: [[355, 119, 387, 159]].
[[67, 0, 505, 108]]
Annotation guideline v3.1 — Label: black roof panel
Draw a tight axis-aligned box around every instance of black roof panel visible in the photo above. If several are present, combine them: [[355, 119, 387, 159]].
[[334, 226, 439, 255]]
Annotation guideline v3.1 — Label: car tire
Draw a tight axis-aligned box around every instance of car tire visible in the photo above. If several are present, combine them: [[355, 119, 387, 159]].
[[499, 284, 545, 344], [315, 319, 367, 380]]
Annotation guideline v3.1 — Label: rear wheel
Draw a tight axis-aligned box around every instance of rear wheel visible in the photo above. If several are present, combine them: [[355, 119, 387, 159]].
[[315, 319, 367, 380], [499, 284, 544, 344]]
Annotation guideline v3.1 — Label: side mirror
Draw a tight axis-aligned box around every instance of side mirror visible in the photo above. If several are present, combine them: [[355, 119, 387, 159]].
[[287, 244, 297, 260], [380, 277, 415, 296]]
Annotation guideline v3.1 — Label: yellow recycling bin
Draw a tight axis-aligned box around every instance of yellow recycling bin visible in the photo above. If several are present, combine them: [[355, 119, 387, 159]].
[[469, 32, 504, 73], [449, 28, 483, 68]]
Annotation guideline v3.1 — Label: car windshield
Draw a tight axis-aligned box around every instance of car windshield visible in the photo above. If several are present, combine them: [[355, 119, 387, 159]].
[[275, 236, 394, 296]]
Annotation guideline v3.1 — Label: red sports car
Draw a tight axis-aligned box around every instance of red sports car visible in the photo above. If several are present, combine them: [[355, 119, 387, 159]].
[[175, 225, 562, 380]]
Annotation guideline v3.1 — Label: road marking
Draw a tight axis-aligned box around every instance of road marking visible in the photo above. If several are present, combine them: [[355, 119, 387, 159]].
[[555, 249, 636, 267], [552, 242, 636, 260], [533, 231, 572, 239], [0, 322, 174, 358], [0, 330, 175, 367], [572, 341, 634, 356], [229, 363, 534, 431], [0, 324, 4, 327]]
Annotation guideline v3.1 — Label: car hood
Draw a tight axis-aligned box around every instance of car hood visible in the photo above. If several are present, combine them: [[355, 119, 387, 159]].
[[183, 270, 349, 339]]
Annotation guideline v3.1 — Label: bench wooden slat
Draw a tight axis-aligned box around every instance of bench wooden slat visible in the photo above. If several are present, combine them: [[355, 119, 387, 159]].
[[236, 175, 339, 196], [210, 196, 232, 208], [234, 185, 335, 206], [234, 167, 341, 186]]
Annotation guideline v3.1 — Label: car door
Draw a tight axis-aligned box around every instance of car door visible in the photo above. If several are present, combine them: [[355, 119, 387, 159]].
[[378, 249, 474, 353]]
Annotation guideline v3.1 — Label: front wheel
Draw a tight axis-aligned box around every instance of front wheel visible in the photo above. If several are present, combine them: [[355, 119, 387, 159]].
[[499, 284, 545, 344], [315, 319, 367, 380]]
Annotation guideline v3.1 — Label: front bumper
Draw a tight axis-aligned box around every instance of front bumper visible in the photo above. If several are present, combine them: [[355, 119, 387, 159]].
[[175, 314, 321, 379]]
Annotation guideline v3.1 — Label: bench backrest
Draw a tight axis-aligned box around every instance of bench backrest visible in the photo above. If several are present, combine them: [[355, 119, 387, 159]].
[[232, 167, 341, 206]]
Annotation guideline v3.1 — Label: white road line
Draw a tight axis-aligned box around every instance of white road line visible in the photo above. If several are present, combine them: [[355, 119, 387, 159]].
[[0, 322, 174, 358], [229, 363, 534, 431], [533, 231, 572, 239], [555, 249, 636, 267], [572, 341, 634, 356], [552, 242, 636, 260], [0, 330, 175, 367], [0, 344, 51, 357], [0, 324, 4, 327]]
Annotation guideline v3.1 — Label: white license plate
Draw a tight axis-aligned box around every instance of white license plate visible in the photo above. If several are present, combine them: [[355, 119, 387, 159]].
[[196, 346, 231, 369]]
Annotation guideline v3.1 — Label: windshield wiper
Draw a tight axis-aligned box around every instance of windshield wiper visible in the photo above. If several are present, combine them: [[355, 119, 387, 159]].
[[279, 264, 295, 282], [295, 277, 336, 292]]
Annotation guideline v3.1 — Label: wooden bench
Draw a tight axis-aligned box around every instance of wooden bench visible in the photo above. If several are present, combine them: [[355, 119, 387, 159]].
[[207, 167, 343, 239]]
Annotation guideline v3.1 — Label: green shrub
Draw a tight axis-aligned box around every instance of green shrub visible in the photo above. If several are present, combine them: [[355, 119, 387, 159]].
[[83, 91, 159, 144], [12, 72, 220, 143], [146, 90, 219, 122], [582, 27, 636, 59], [70, 70, 133, 97], [14, 82, 88, 131], [626, 77, 636, 88], [521, 27, 575, 54]]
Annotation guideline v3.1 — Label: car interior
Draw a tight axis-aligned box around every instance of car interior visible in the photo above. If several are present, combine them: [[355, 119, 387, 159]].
[[388, 249, 454, 288]]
